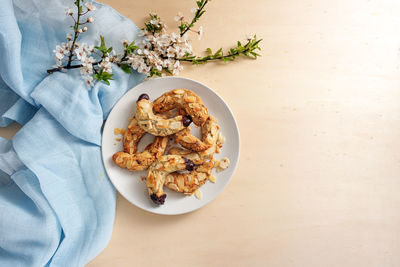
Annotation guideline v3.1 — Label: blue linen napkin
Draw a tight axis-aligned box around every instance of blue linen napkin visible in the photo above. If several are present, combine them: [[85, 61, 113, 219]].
[[0, 0, 145, 265]]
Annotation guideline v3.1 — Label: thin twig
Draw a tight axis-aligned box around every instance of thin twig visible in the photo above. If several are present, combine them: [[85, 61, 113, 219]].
[[66, 0, 82, 68], [47, 61, 101, 74], [180, 0, 208, 37]]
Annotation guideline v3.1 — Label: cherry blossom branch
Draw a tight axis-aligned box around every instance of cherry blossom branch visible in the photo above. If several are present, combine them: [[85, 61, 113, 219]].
[[175, 36, 262, 64], [179, 0, 209, 37], [47, 0, 262, 88], [47, 61, 101, 74], [66, 0, 82, 68]]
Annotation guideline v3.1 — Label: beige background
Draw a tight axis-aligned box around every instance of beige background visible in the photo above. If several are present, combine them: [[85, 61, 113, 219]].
[[2, 0, 400, 266]]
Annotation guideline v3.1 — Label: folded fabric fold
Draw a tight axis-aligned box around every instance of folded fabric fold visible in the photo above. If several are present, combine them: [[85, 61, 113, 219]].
[[12, 108, 117, 266], [0, 77, 36, 127], [0, 0, 145, 265], [0, 138, 61, 266]]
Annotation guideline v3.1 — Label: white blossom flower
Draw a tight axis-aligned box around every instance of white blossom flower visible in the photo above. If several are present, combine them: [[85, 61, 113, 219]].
[[87, 45, 94, 53], [138, 29, 148, 37], [170, 32, 179, 43], [83, 56, 96, 66], [66, 33, 73, 41], [128, 54, 151, 75], [65, 7, 73, 16], [83, 75, 94, 88], [184, 40, 193, 53], [55, 53, 64, 60], [162, 58, 173, 69], [246, 34, 254, 41], [150, 19, 158, 25], [181, 33, 189, 43], [80, 43, 88, 52], [198, 26, 203, 40], [78, 28, 83, 33], [166, 46, 175, 58], [75, 45, 87, 60], [172, 60, 183, 75], [85, 2, 96, 11], [80, 55, 96, 87], [53, 60, 63, 68], [122, 39, 129, 46], [82, 27, 88, 32], [87, 17, 94, 23], [127, 55, 144, 69], [108, 50, 118, 62], [53, 45, 65, 60], [99, 57, 112, 73], [174, 45, 185, 58], [61, 42, 69, 50], [174, 12, 183, 22], [137, 60, 150, 74], [80, 65, 92, 75]]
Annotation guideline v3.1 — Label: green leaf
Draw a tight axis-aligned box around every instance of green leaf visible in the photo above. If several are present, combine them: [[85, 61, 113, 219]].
[[253, 39, 262, 47], [215, 48, 222, 57], [102, 79, 110, 86], [206, 48, 212, 55], [250, 52, 259, 58], [100, 35, 105, 49], [105, 73, 114, 79], [120, 64, 132, 74], [107, 47, 113, 53], [197, 1, 202, 8]]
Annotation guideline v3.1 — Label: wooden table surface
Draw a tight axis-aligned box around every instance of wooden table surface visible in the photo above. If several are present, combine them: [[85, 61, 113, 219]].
[[2, 0, 400, 266]]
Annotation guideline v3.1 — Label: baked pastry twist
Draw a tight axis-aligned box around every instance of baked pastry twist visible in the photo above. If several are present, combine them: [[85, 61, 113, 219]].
[[123, 118, 146, 154], [135, 98, 190, 136], [112, 136, 168, 171], [164, 161, 213, 196], [145, 155, 193, 204], [167, 147, 205, 164], [152, 89, 209, 126], [174, 127, 210, 152]]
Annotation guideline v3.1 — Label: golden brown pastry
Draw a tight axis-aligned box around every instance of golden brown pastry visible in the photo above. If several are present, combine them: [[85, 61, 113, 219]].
[[197, 116, 222, 159], [164, 161, 213, 195], [174, 127, 210, 152], [123, 117, 146, 154], [152, 89, 209, 126], [167, 147, 205, 164], [113, 136, 168, 171], [135, 97, 191, 136], [145, 155, 194, 204]]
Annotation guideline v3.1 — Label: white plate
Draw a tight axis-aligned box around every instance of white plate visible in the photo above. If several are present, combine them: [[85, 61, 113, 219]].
[[101, 77, 240, 215]]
